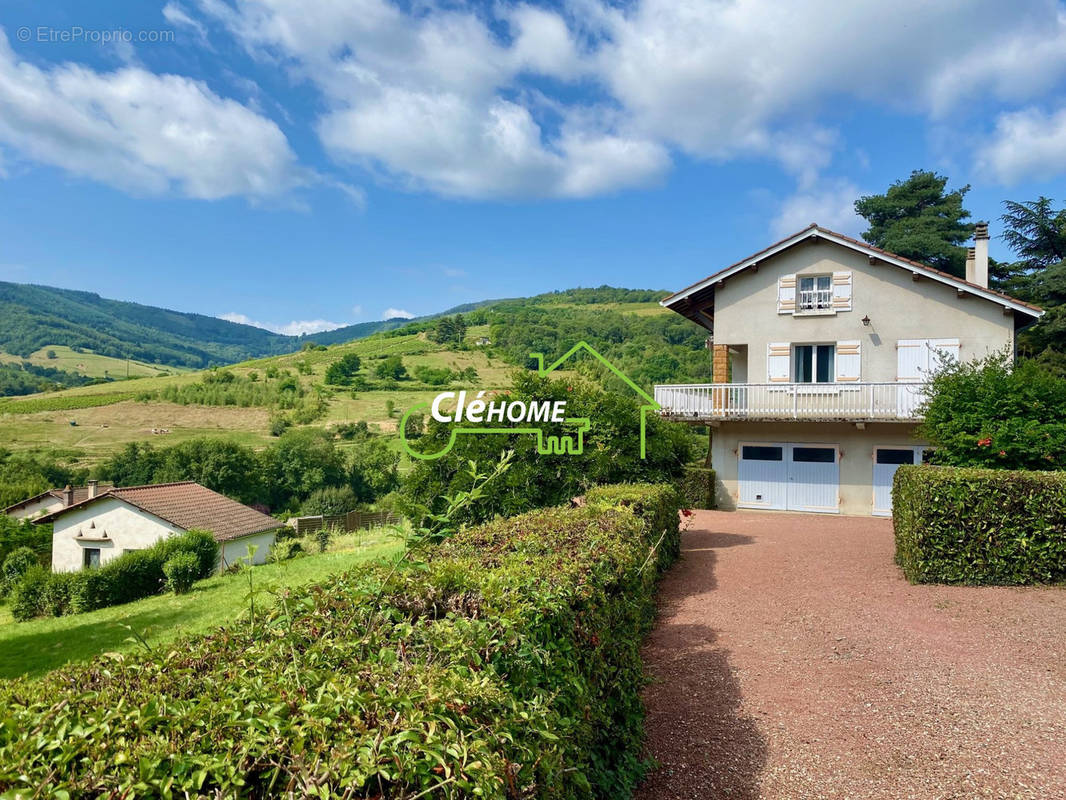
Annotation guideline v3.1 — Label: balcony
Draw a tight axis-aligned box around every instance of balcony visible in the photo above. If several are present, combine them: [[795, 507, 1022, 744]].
[[653, 382, 927, 423], [797, 287, 833, 311]]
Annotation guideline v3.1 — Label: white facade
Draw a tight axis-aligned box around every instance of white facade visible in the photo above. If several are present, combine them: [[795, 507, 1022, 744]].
[[659, 226, 1041, 516], [51, 497, 275, 572], [7, 495, 65, 521]]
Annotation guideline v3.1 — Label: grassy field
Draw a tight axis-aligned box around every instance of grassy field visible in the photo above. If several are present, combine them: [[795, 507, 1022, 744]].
[[0, 529, 402, 680], [0, 345, 189, 380], [0, 325, 531, 466]]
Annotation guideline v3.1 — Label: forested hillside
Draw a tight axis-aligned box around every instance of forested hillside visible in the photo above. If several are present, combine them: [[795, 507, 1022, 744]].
[[0, 282, 297, 368]]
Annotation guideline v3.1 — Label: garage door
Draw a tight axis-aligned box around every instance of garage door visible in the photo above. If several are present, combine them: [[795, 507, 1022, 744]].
[[872, 446, 923, 516], [739, 443, 839, 513], [738, 444, 787, 509]]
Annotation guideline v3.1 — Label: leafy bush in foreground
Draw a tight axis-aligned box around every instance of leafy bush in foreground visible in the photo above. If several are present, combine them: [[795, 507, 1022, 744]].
[[0, 483, 682, 798], [893, 465, 1066, 585]]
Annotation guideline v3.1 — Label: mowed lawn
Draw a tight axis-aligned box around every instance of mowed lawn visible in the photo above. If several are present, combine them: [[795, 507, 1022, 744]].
[[0, 531, 402, 681]]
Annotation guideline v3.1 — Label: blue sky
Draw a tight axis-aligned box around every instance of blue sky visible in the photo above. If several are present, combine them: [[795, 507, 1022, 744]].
[[2, 0, 1066, 334]]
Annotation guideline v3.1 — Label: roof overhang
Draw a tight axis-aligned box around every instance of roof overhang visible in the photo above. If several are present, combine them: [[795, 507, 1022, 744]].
[[661, 225, 1044, 328]]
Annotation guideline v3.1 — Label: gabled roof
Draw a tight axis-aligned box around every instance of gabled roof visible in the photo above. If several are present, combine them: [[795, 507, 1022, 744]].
[[3, 484, 113, 515], [661, 224, 1044, 331], [35, 481, 284, 542]]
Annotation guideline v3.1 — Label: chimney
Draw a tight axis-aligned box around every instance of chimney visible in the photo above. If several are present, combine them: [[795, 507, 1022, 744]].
[[973, 222, 989, 288], [965, 247, 976, 284], [87, 479, 99, 499], [63, 485, 74, 506]]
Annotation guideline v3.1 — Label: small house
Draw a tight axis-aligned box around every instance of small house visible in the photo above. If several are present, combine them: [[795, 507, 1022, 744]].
[[3, 481, 112, 520], [35, 481, 284, 572]]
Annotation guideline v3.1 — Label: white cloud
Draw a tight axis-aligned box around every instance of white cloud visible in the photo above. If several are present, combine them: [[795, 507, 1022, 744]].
[[442, 268, 466, 278], [218, 312, 340, 335], [977, 106, 1066, 185], [383, 307, 414, 319], [0, 28, 305, 200], [772, 179, 865, 238], [351, 304, 363, 316], [163, 2, 210, 45], [197, 0, 1066, 198]]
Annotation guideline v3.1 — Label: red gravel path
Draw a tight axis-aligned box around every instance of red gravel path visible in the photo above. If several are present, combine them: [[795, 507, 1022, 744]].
[[637, 511, 1066, 800]]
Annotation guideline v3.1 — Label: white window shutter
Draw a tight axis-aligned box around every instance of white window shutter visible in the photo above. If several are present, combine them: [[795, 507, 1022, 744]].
[[777, 274, 796, 314], [767, 342, 790, 382], [928, 338, 960, 370], [835, 340, 861, 382], [832, 271, 852, 311], [897, 340, 926, 381]]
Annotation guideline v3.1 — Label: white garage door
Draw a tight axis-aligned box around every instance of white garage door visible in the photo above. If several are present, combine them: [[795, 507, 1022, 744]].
[[872, 446, 923, 516], [739, 443, 839, 513], [738, 444, 787, 510]]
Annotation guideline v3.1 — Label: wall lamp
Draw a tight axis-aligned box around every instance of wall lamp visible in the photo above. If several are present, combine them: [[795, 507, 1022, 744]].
[[861, 315, 871, 326]]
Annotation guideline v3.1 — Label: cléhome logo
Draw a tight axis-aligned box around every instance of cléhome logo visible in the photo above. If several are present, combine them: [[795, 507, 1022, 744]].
[[399, 342, 659, 461]]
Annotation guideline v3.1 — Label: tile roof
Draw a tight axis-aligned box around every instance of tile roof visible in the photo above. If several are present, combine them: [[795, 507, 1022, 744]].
[[36, 482, 284, 542], [662, 223, 1044, 315], [3, 484, 112, 514]]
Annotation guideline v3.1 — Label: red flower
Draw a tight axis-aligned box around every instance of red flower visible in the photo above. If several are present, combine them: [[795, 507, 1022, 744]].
[[567, 386, 573, 392], [999, 450, 1007, 456], [681, 508, 694, 517], [977, 438, 992, 447]]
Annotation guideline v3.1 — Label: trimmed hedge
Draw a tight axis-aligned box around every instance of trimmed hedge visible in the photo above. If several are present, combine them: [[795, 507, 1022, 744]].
[[0, 483, 682, 798], [677, 465, 716, 510], [10, 529, 219, 621], [893, 465, 1066, 585]]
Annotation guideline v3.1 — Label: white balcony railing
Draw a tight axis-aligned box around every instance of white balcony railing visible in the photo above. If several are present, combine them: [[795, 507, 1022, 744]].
[[797, 288, 833, 310], [654, 382, 927, 422]]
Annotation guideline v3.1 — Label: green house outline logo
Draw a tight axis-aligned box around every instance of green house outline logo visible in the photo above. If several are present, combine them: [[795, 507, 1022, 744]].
[[399, 341, 660, 460]]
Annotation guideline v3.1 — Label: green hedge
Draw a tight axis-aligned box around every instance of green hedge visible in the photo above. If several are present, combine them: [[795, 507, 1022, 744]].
[[676, 465, 716, 509], [893, 465, 1066, 585], [0, 483, 682, 798], [10, 529, 219, 621]]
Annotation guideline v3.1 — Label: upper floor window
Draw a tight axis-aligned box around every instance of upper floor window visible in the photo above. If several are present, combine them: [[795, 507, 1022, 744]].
[[797, 275, 832, 310], [83, 547, 101, 569], [794, 344, 835, 383], [777, 271, 852, 314]]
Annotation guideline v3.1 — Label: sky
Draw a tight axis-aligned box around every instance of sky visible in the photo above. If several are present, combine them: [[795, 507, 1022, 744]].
[[2, 1, 1066, 335]]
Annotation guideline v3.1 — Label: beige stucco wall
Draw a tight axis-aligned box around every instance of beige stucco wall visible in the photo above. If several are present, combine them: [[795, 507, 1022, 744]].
[[8, 496, 64, 521], [711, 421, 923, 516], [220, 530, 277, 569], [51, 498, 184, 572], [713, 242, 1015, 382]]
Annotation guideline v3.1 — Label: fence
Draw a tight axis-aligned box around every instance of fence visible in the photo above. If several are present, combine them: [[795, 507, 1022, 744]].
[[288, 510, 403, 537]]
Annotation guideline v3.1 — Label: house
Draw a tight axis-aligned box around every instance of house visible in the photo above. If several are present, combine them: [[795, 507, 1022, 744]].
[[656, 223, 1043, 516], [474, 336, 491, 346], [3, 481, 112, 520], [35, 481, 285, 572]]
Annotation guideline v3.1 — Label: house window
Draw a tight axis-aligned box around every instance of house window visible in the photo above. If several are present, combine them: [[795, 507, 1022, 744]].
[[83, 548, 101, 569], [797, 275, 832, 310], [794, 344, 835, 383]]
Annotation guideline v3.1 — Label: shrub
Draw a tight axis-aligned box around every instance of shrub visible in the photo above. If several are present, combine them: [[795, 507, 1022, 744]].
[[269, 538, 303, 562], [893, 465, 1066, 585], [14, 530, 219, 620], [1, 546, 39, 597], [9, 565, 49, 622], [677, 464, 716, 509], [163, 552, 200, 594], [0, 484, 682, 797], [300, 486, 358, 516], [918, 354, 1066, 470]]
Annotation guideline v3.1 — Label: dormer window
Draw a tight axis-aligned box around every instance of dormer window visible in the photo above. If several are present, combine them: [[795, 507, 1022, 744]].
[[797, 276, 832, 310]]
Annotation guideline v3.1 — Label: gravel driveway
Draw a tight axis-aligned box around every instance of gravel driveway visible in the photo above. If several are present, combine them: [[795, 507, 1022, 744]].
[[637, 511, 1066, 800]]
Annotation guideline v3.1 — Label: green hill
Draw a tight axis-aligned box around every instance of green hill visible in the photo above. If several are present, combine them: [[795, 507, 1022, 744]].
[[0, 286, 708, 466], [0, 282, 497, 396]]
